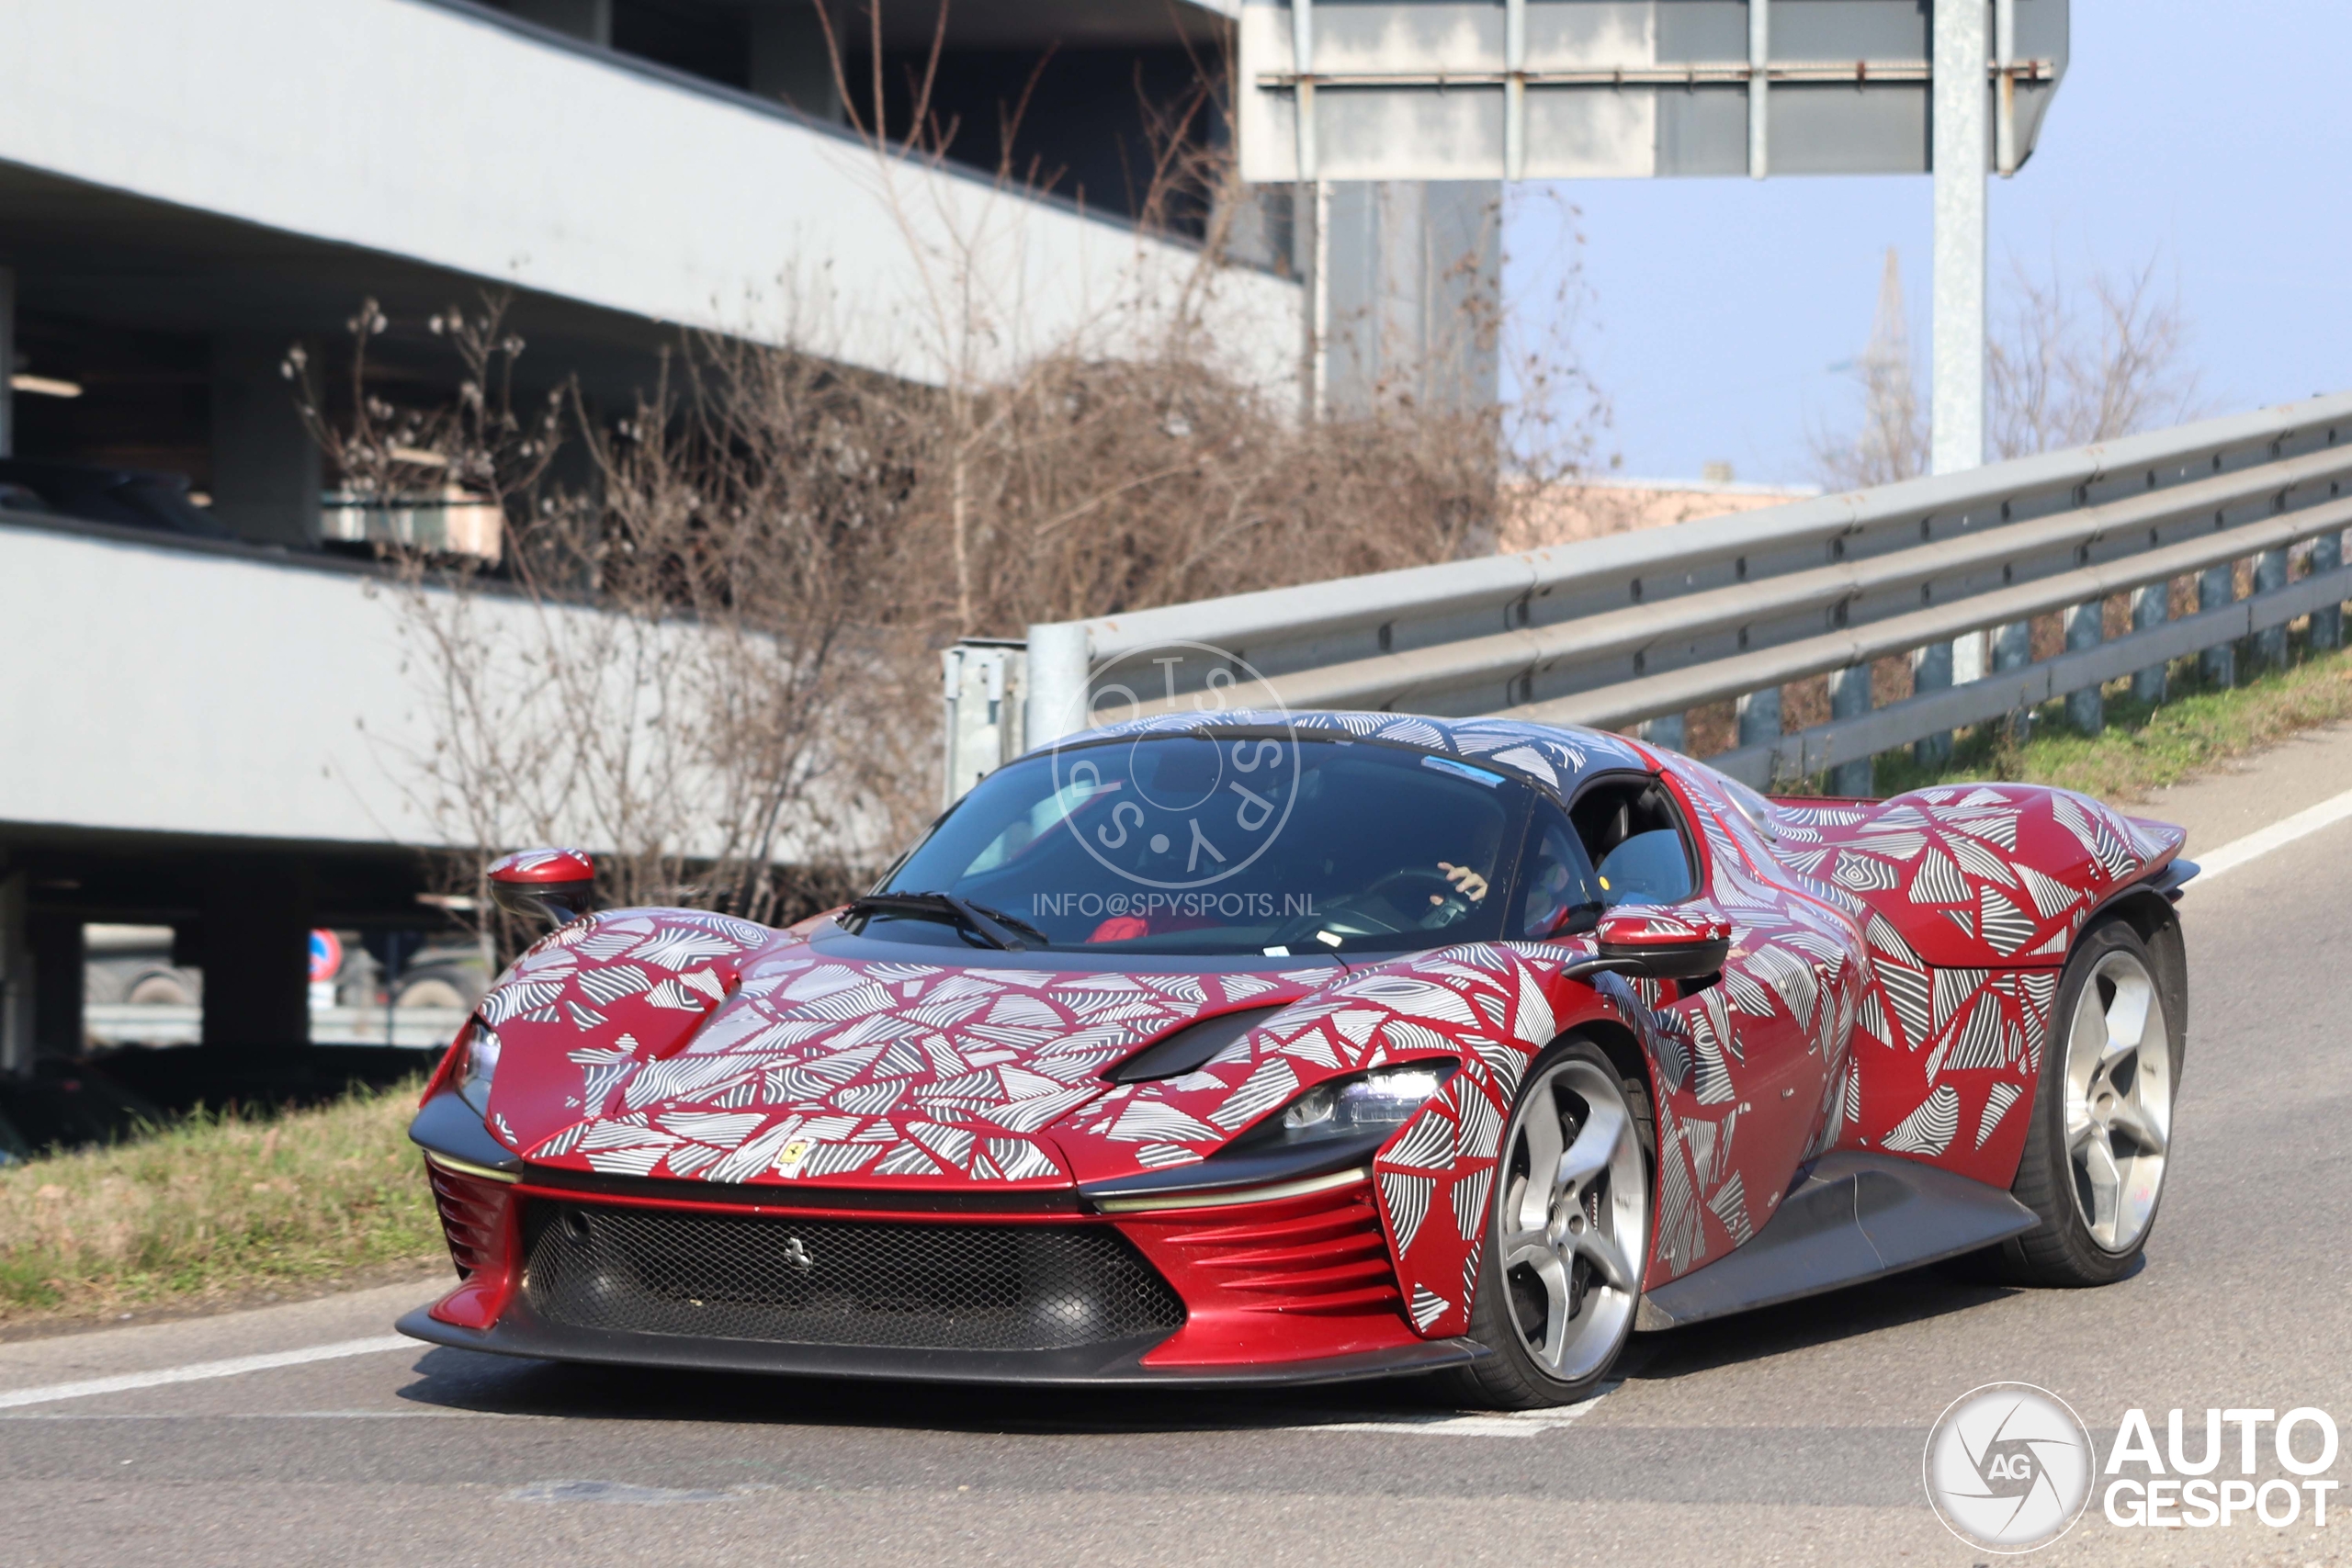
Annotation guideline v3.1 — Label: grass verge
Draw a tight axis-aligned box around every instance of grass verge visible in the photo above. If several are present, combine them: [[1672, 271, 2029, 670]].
[[0, 1078, 442, 1324], [1855, 639, 2352, 803]]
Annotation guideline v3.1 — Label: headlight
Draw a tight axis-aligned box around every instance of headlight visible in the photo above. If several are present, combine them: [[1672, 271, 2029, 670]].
[[456, 1021, 502, 1118], [1237, 1063, 1457, 1152]]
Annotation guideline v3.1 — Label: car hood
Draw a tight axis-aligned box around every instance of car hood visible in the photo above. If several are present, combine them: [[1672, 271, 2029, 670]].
[[477, 908, 1342, 1191]]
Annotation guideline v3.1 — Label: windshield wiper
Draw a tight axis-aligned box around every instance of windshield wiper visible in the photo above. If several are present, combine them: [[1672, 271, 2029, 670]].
[[845, 891, 1050, 952]]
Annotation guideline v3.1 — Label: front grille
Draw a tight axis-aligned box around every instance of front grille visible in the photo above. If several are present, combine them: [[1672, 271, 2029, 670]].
[[522, 1201, 1186, 1352]]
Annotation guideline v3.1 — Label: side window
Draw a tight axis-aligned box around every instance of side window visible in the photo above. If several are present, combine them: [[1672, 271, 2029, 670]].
[[1515, 802, 1603, 938], [1570, 777, 1697, 908]]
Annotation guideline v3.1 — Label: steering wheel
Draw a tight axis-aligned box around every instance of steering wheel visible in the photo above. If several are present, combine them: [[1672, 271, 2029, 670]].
[[1363, 866, 1475, 927]]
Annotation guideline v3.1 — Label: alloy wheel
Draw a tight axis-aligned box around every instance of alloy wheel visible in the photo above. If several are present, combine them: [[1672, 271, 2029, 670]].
[[2062, 947, 2173, 1253], [1496, 1056, 1647, 1383]]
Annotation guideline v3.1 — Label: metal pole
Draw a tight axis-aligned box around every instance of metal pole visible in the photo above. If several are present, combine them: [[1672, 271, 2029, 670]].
[[1931, 0, 1986, 476], [1292, 0, 1317, 182], [1024, 622, 1092, 749], [1747, 0, 1770, 179], [1311, 177, 1332, 419], [1504, 0, 1527, 182], [1993, 0, 2017, 176]]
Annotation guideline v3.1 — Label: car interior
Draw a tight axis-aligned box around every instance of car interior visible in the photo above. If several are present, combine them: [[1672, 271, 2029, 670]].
[[1516, 775, 1698, 941]]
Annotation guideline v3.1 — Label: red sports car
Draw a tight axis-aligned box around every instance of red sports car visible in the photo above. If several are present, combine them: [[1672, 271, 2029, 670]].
[[401, 711, 2192, 1408]]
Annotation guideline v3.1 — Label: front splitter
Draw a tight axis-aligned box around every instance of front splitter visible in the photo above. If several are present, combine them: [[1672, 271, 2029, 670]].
[[397, 1303, 1487, 1388]]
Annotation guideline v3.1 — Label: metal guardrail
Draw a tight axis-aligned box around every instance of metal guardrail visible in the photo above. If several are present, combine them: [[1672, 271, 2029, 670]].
[[1003, 393, 2352, 793]]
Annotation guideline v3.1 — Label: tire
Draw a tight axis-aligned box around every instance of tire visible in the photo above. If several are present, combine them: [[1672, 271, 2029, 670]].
[[1447, 1039, 1652, 1409], [2000, 918, 2181, 1286]]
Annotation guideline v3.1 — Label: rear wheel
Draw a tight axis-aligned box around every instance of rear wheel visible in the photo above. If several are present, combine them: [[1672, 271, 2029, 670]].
[[2001, 919, 2179, 1286], [1448, 1040, 1650, 1409]]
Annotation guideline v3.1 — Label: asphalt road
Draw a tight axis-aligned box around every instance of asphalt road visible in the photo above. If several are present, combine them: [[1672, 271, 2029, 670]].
[[9, 728, 2352, 1567]]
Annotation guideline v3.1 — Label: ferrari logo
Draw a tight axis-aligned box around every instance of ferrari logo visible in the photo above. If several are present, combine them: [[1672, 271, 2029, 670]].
[[781, 1236, 815, 1273]]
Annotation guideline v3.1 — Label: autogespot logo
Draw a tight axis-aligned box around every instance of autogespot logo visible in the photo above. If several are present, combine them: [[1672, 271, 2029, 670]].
[[1050, 640, 1301, 893], [1924, 1383, 2096, 1553]]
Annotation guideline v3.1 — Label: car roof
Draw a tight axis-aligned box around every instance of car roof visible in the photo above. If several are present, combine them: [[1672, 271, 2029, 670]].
[[1042, 708, 1652, 797]]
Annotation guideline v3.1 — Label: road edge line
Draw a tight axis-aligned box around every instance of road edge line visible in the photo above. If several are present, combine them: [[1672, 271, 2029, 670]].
[[0, 1334, 415, 1411]]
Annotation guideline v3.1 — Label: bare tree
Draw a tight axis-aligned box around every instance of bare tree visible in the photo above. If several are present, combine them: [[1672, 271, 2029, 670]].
[[1814, 248, 2204, 486], [300, 8, 1607, 932], [1988, 255, 2204, 458]]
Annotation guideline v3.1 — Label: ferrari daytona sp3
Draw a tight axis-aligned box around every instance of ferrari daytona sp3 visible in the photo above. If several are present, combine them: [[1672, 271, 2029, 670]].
[[401, 711, 2192, 1407]]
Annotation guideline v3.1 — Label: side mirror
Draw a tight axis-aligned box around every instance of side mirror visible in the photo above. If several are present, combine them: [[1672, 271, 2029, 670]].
[[1592, 906, 1732, 980], [486, 847, 597, 929]]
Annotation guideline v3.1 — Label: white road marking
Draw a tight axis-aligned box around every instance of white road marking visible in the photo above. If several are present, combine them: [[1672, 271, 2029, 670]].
[[1289, 1384, 1616, 1438], [0, 1409, 516, 1421], [0, 1335, 414, 1411], [2182, 784, 2352, 890]]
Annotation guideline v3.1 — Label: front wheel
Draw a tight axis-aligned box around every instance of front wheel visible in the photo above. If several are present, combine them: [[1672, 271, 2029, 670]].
[[1448, 1040, 1651, 1409], [2000, 919, 2180, 1286]]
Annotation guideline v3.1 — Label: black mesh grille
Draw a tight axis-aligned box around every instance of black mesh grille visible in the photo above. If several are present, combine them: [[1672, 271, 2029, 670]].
[[522, 1201, 1185, 1352]]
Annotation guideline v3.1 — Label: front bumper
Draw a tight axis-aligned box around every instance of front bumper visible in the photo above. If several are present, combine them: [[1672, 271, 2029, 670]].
[[411, 1089, 1471, 1387], [396, 1301, 1485, 1387]]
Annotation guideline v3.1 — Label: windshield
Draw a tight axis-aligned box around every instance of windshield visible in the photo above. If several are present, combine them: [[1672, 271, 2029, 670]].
[[866, 736, 1528, 956]]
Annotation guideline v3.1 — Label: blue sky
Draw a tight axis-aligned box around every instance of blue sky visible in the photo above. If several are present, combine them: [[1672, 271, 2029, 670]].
[[1504, 0, 2352, 486]]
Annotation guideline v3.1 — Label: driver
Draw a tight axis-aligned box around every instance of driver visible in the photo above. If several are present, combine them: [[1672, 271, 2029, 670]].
[[1434, 862, 1488, 903]]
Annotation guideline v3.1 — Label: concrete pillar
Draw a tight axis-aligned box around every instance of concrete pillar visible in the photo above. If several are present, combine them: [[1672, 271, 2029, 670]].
[[210, 335, 322, 547], [2064, 601, 2103, 735], [0, 872, 29, 1077], [2253, 547, 2290, 668], [2199, 563, 2236, 688], [1911, 642, 1953, 766], [1827, 663, 1873, 796], [749, 2, 842, 120], [1317, 181, 1500, 421], [2312, 533, 2345, 651], [28, 912, 83, 1057], [198, 857, 312, 1052], [510, 0, 612, 45], [2132, 581, 2170, 705], [0, 265, 14, 459]]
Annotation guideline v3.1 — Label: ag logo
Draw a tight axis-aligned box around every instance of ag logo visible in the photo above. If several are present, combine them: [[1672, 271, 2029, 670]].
[[1051, 641, 1300, 892], [1923, 1382, 2095, 1552]]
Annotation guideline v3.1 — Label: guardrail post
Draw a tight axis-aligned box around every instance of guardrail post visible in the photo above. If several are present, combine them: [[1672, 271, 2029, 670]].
[[1909, 643, 1952, 766], [1827, 664, 1872, 796], [2314, 530, 2346, 650], [2064, 601, 2104, 734], [1642, 713, 1686, 752], [2199, 563, 2236, 688], [2254, 547, 2290, 667], [2131, 581, 2170, 704], [1736, 686, 1781, 755], [1990, 619, 2031, 740]]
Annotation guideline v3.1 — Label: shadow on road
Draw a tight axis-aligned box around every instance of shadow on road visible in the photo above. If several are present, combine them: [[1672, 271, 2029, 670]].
[[1623, 1261, 2028, 1385]]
